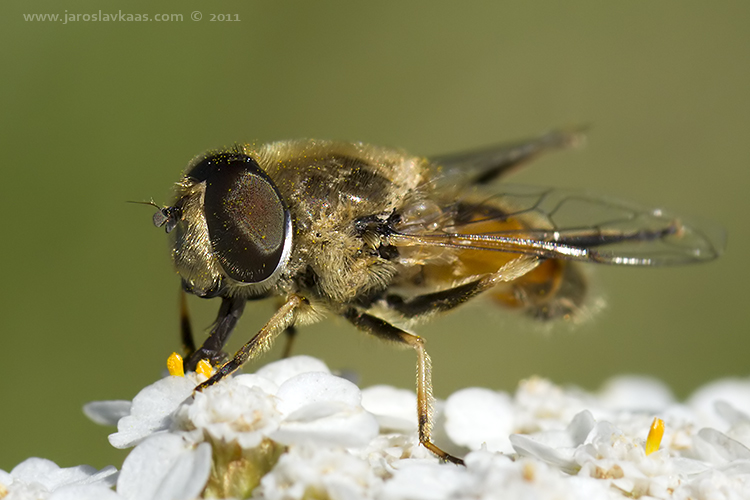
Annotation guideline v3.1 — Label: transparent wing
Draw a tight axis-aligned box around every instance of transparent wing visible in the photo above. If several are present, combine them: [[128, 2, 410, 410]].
[[391, 185, 725, 266], [427, 128, 586, 189]]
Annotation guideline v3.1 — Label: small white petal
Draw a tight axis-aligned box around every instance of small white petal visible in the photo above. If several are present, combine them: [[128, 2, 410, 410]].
[[671, 457, 711, 475], [381, 460, 467, 500], [254, 355, 330, 387], [10, 458, 65, 488], [273, 405, 379, 447], [599, 375, 675, 412], [714, 400, 750, 426], [566, 410, 597, 446], [109, 376, 195, 449], [117, 433, 211, 500], [509, 433, 579, 473], [232, 373, 279, 395], [268, 371, 379, 447], [361, 385, 417, 433], [693, 428, 750, 465], [444, 387, 513, 453], [10, 458, 117, 490], [83, 401, 132, 426], [509, 411, 596, 474], [50, 484, 123, 500], [689, 378, 750, 430], [274, 372, 360, 416]]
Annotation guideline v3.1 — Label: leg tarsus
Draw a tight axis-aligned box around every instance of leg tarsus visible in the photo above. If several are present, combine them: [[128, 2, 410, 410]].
[[424, 442, 465, 466]]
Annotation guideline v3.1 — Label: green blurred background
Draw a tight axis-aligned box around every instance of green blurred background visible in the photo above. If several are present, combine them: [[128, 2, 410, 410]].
[[1, 1, 747, 471]]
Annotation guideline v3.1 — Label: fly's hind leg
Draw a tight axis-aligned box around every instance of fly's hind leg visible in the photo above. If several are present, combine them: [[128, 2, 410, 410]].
[[387, 255, 542, 318], [343, 308, 463, 465], [344, 256, 541, 464], [385, 279, 486, 319]]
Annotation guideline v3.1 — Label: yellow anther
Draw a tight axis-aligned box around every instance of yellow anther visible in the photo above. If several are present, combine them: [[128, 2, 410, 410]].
[[167, 352, 185, 377], [645, 417, 665, 455], [196, 358, 214, 378]]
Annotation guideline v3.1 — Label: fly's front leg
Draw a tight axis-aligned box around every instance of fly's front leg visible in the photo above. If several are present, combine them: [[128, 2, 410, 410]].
[[197, 295, 304, 391], [343, 308, 463, 465], [179, 289, 196, 359], [185, 295, 246, 371]]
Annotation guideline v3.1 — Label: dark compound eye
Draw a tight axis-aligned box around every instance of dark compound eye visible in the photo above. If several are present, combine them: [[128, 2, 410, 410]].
[[187, 152, 292, 285]]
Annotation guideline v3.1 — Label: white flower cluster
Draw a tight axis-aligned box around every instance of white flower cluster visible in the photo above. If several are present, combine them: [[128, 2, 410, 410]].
[[4, 357, 750, 499]]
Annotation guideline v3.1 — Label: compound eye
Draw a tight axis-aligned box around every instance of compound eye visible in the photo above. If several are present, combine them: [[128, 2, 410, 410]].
[[189, 153, 291, 284]]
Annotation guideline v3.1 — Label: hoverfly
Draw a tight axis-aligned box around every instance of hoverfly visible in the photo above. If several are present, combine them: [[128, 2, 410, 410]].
[[150, 130, 722, 465]]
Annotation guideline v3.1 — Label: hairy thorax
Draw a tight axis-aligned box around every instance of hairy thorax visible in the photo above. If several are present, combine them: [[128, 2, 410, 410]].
[[249, 140, 429, 307]]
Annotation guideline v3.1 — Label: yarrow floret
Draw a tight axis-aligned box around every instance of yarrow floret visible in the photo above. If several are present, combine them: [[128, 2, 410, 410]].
[[7, 356, 750, 499], [86, 355, 380, 499]]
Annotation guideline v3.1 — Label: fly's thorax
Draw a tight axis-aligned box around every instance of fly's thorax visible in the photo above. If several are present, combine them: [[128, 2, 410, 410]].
[[236, 140, 430, 305], [252, 140, 429, 220], [287, 210, 399, 305]]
